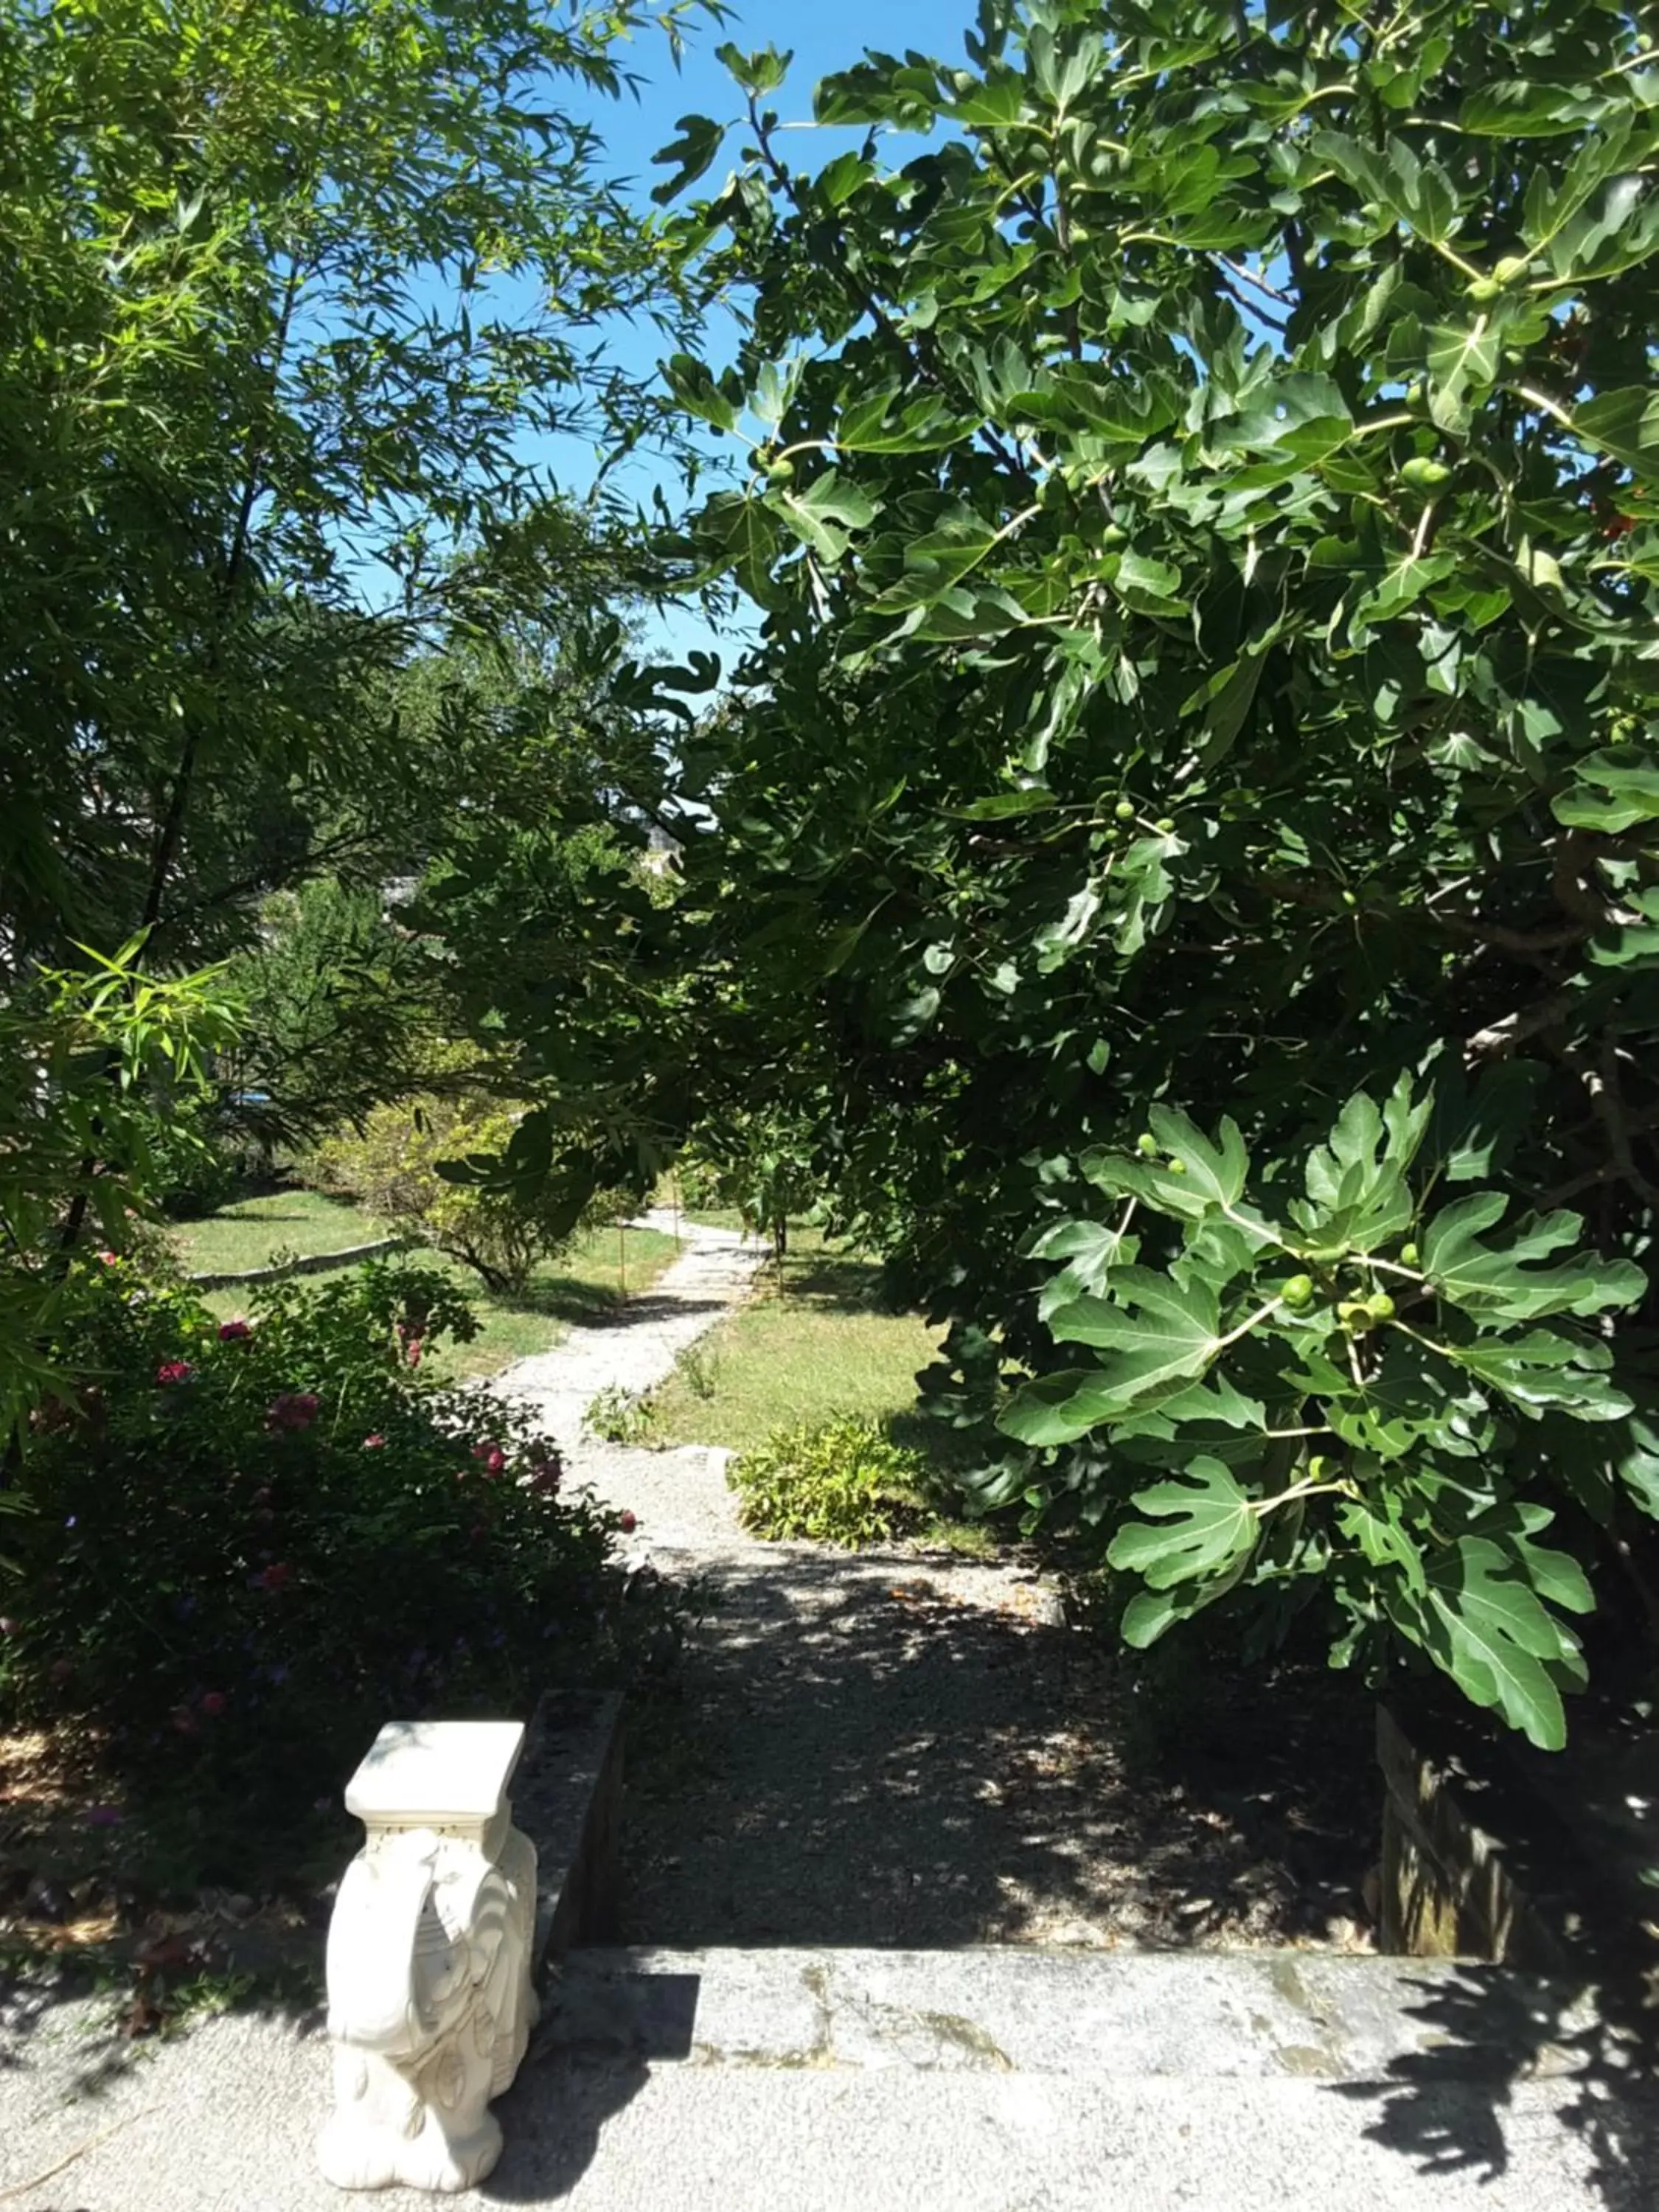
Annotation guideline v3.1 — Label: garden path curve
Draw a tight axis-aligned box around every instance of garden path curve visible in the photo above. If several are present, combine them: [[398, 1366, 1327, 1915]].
[[0, 1222, 1638, 2212], [484, 1210, 768, 1457], [487, 1214, 1381, 1956]]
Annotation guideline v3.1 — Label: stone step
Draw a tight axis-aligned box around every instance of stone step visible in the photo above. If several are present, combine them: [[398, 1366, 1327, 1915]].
[[546, 1941, 1604, 2084], [0, 1950, 1644, 2211]]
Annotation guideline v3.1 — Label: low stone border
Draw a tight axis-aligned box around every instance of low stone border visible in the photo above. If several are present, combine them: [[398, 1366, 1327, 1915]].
[[1377, 1702, 1578, 1970], [512, 1688, 626, 1968], [189, 1237, 409, 1292]]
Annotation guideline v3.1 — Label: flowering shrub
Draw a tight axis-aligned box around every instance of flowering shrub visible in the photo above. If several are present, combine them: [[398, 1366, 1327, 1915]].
[[2, 1256, 650, 1860]]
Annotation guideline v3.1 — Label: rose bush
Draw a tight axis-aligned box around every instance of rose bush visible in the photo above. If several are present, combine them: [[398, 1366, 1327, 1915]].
[[2, 1255, 647, 1867]]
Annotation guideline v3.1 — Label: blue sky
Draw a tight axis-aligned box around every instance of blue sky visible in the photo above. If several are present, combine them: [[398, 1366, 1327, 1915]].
[[598, 0, 975, 193], [550, 0, 979, 664]]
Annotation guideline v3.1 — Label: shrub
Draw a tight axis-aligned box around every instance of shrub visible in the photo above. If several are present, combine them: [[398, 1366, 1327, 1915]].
[[2, 1253, 648, 1878], [313, 1091, 566, 1294], [149, 1098, 246, 1221], [730, 1417, 932, 1548], [583, 1385, 658, 1446], [678, 1110, 822, 1270]]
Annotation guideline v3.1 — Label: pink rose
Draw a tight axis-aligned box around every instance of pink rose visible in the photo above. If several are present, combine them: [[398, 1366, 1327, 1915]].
[[619, 1510, 638, 1534], [156, 1360, 194, 1386], [363, 1434, 386, 1450], [200, 1691, 228, 1717], [218, 1318, 252, 1343], [473, 1443, 507, 1477]]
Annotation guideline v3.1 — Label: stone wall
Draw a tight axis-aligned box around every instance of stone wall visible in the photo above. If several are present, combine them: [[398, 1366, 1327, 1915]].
[[189, 1237, 409, 1293], [1377, 1702, 1570, 1969]]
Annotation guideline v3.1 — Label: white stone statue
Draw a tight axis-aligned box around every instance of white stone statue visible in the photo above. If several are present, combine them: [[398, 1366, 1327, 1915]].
[[319, 1720, 539, 2194]]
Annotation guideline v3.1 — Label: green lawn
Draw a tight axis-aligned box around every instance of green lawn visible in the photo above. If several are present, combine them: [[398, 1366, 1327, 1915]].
[[647, 1232, 997, 1554], [169, 1192, 679, 1382], [168, 1189, 390, 1275], [648, 1231, 943, 1458]]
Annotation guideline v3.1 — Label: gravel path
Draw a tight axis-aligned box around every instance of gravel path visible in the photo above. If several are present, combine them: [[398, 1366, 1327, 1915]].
[[488, 1212, 768, 1455], [488, 1216, 1380, 1958]]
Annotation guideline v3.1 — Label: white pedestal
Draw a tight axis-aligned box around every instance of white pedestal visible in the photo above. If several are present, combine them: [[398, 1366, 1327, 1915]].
[[319, 1720, 539, 2194]]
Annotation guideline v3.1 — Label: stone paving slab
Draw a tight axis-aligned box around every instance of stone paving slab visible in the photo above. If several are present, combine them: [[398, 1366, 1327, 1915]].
[[0, 1972, 1648, 2212], [546, 1944, 1607, 2083]]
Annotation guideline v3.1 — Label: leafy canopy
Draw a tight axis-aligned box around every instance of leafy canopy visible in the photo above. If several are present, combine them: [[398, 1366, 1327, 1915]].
[[616, 0, 1659, 1741]]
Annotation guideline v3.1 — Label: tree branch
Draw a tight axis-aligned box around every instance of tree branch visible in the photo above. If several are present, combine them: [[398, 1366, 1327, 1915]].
[[746, 95, 1040, 495], [139, 257, 305, 933], [1553, 1038, 1659, 1207], [1465, 990, 1581, 1060]]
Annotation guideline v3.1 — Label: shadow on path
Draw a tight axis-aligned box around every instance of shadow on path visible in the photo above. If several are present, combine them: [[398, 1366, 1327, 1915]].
[[624, 1548, 1377, 1952], [1329, 1960, 1659, 2209]]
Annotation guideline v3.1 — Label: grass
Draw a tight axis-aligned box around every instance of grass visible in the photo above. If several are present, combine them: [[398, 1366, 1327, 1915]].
[[167, 1191, 680, 1383], [648, 1231, 1000, 1557], [649, 1228, 939, 1456], [167, 1189, 390, 1275], [645, 1228, 999, 1558]]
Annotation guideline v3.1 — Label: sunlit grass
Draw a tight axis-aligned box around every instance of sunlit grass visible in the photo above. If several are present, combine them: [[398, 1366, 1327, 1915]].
[[170, 1193, 679, 1382], [648, 1231, 939, 1455], [167, 1189, 388, 1275]]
